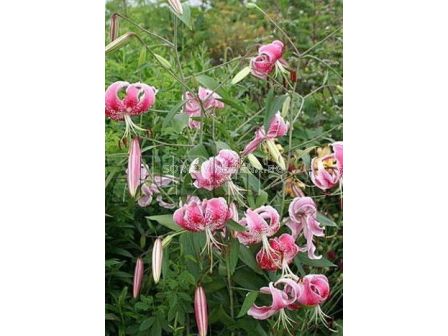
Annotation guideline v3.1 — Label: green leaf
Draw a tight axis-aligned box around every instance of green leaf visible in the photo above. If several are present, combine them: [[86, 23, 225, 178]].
[[231, 66, 251, 85], [153, 53, 171, 68], [146, 215, 181, 231], [237, 291, 259, 318], [227, 219, 246, 232], [228, 239, 240, 275], [187, 143, 209, 160], [217, 95, 245, 112], [162, 100, 186, 128], [239, 245, 263, 274], [255, 190, 268, 208], [138, 47, 146, 67], [317, 212, 338, 227], [173, 3, 192, 30], [264, 93, 288, 132], [171, 113, 189, 133], [139, 317, 155, 331], [196, 74, 221, 92], [297, 253, 336, 267], [215, 141, 231, 151]]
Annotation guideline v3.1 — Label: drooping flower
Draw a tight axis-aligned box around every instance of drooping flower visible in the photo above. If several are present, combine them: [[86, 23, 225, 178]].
[[256, 234, 300, 276], [286, 197, 325, 260], [296, 274, 330, 307], [105, 81, 156, 137], [190, 149, 240, 191], [250, 40, 286, 80], [152, 238, 163, 284], [248, 278, 301, 331], [127, 138, 142, 198], [167, 0, 183, 15], [297, 274, 332, 329], [242, 112, 289, 156], [236, 206, 281, 263], [310, 143, 343, 190], [194, 286, 208, 336], [138, 175, 177, 209], [173, 196, 233, 251], [132, 257, 144, 298], [183, 87, 225, 129]]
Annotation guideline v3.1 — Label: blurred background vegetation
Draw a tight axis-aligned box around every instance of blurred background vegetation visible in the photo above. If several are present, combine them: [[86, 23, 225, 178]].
[[105, 1, 342, 335]]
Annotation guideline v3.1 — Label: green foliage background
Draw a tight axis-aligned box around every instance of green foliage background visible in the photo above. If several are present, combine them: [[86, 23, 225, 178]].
[[105, 1, 342, 335]]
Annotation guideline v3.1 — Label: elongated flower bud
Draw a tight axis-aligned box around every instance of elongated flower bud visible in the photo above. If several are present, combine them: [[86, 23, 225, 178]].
[[110, 13, 120, 41], [133, 257, 144, 298], [127, 138, 141, 198], [194, 286, 208, 336], [152, 238, 163, 284], [247, 153, 263, 171], [168, 0, 183, 15]]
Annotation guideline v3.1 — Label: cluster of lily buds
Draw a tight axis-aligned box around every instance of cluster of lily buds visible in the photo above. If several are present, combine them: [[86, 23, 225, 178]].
[[242, 112, 289, 158], [190, 149, 240, 191], [248, 274, 330, 330], [105, 81, 157, 137], [286, 196, 325, 260], [173, 196, 233, 251], [311, 142, 343, 190], [194, 286, 208, 336], [183, 87, 225, 129], [250, 40, 287, 80]]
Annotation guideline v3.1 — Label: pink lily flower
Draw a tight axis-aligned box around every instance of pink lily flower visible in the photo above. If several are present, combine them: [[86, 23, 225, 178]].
[[256, 234, 300, 276], [105, 81, 156, 137], [286, 197, 325, 260], [236, 206, 281, 265], [190, 149, 240, 191], [132, 257, 144, 298], [127, 138, 142, 198], [173, 196, 233, 251], [296, 274, 330, 307], [242, 112, 289, 156], [183, 87, 225, 129], [332, 141, 343, 175], [248, 278, 301, 331], [310, 154, 342, 190], [297, 274, 332, 329], [194, 286, 208, 336], [138, 175, 177, 209], [250, 40, 285, 79]]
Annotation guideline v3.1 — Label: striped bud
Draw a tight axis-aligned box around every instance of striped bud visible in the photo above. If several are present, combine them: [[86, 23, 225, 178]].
[[247, 153, 263, 171], [152, 238, 163, 284], [266, 139, 286, 171], [110, 13, 120, 41], [132, 257, 144, 298], [168, 0, 183, 15], [127, 137, 141, 198], [105, 32, 138, 54], [194, 286, 208, 336]]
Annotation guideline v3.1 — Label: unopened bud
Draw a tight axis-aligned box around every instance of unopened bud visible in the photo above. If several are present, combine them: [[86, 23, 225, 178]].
[[152, 238, 163, 284], [247, 153, 263, 170], [132, 257, 144, 298], [168, 0, 183, 15], [194, 286, 208, 336]]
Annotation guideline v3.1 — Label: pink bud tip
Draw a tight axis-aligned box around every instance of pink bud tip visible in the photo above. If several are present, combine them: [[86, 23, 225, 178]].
[[132, 257, 144, 298], [194, 286, 208, 336]]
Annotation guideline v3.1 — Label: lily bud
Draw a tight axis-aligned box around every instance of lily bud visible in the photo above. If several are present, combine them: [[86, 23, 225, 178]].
[[132, 257, 144, 298], [152, 238, 163, 284], [168, 0, 183, 15], [127, 137, 141, 198], [110, 13, 120, 41], [194, 286, 208, 336], [247, 153, 263, 171], [265, 139, 286, 171]]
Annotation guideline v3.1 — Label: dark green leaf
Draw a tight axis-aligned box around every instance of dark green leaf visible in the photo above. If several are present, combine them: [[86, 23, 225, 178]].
[[146, 215, 181, 231], [237, 291, 259, 318], [227, 220, 246, 232], [317, 212, 338, 227], [196, 75, 221, 92], [139, 317, 155, 331], [238, 245, 263, 274], [228, 239, 240, 275], [187, 143, 209, 160]]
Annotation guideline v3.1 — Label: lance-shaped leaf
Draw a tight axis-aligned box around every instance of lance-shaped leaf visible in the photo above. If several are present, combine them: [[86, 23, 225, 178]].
[[231, 66, 251, 85]]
